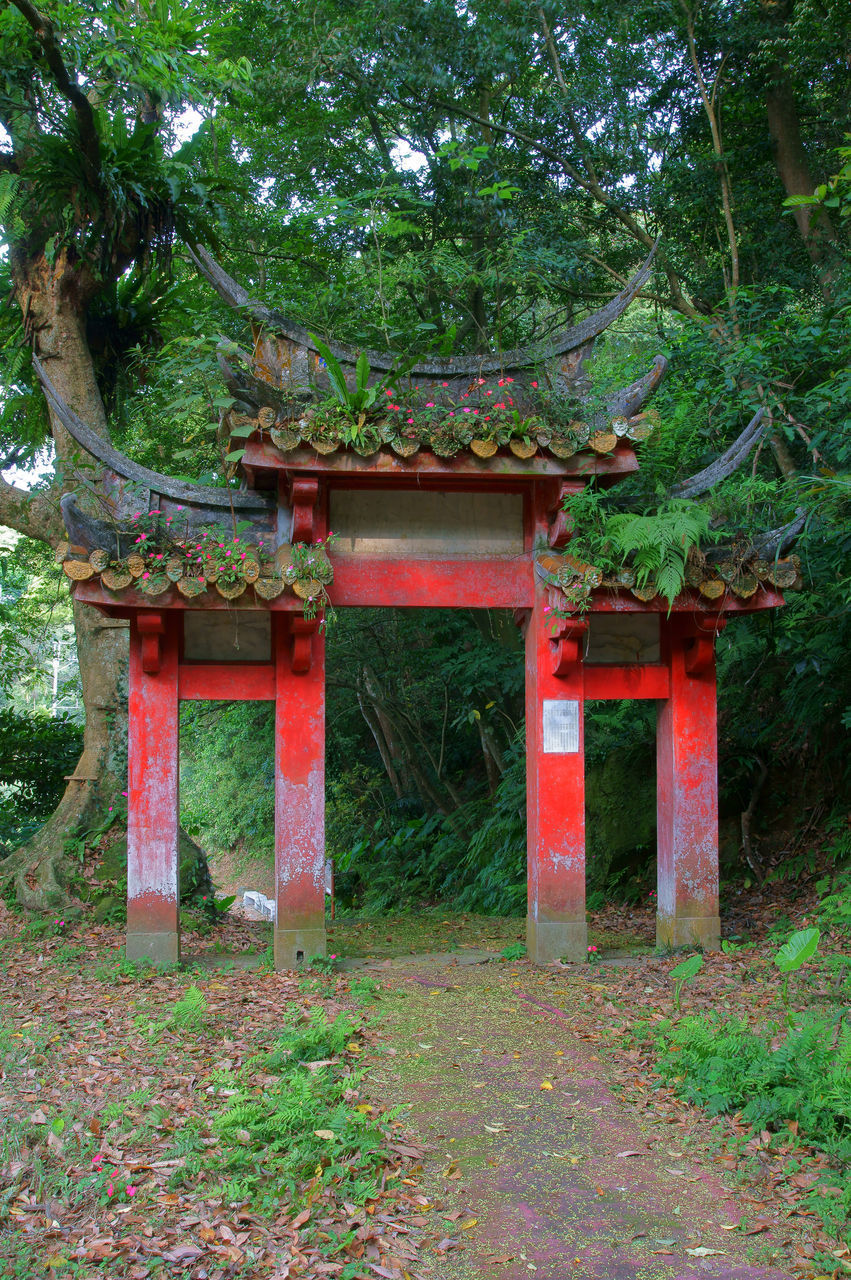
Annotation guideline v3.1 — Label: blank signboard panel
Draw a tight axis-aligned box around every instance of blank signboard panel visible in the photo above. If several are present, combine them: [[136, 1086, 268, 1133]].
[[586, 613, 660, 664], [183, 611, 272, 662], [329, 490, 525, 556]]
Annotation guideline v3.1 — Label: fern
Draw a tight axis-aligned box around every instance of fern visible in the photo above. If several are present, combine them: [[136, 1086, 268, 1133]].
[[607, 500, 714, 605], [169, 985, 207, 1029]]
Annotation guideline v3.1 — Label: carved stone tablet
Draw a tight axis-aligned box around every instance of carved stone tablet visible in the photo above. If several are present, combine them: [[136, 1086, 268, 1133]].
[[542, 699, 580, 753]]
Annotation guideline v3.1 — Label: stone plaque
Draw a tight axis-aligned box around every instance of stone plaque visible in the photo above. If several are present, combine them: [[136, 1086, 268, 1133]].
[[329, 490, 524, 556], [183, 611, 271, 662], [542, 699, 580, 753]]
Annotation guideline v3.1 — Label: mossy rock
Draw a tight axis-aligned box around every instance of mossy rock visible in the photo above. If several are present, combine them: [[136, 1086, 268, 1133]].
[[93, 894, 123, 923], [89, 828, 214, 904]]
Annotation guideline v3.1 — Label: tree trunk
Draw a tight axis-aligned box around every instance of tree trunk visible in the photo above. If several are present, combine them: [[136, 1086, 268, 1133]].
[[0, 248, 133, 909], [765, 69, 840, 290]]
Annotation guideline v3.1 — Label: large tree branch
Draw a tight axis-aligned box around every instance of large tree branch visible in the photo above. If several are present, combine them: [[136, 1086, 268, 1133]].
[[10, 0, 101, 187], [0, 471, 62, 542]]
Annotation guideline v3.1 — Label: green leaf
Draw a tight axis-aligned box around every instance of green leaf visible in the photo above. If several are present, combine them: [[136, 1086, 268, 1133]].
[[670, 954, 703, 981], [773, 927, 820, 973], [309, 332, 351, 410], [355, 351, 370, 397]]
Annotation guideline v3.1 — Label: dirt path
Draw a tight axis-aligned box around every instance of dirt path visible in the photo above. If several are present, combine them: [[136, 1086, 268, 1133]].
[[367, 959, 794, 1280]]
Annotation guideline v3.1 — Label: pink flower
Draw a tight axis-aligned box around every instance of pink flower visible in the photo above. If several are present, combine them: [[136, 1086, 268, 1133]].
[[477, 378, 485, 385], [106, 1184, 114, 1197], [385, 389, 392, 396], [126, 1186, 136, 1197], [155, 554, 163, 560], [485, 389, 492, 395], [407, 418, 414, 424], [441, 381, 448, 387], [142, 572, 150, 579], [463, 407, 471, 413], [426, 402, 434, 407], [92, 1155, 103, 1167], [531, 381, 538, 388], [177, 505, 184, 510], [121, 790, 127, 796]]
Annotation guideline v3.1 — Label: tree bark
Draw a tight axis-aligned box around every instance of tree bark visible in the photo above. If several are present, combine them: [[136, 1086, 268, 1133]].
[[0, 246, 131, 908], [765, 69, 840, 284]]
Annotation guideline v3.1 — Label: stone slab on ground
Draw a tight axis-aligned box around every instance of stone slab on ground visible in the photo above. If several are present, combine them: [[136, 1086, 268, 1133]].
[[371, 963, 793, 1280]]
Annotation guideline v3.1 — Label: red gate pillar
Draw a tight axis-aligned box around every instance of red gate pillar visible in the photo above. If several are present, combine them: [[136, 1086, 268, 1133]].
[[525, 599, 587, 963], [126, 613, 180, 965], [656, 617, 721, 950], [274, 616, 326, 968]]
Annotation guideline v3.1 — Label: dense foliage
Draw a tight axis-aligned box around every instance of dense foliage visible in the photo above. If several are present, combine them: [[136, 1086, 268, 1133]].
[[0, 0, 848, 902], [0, 709, 83, 849]]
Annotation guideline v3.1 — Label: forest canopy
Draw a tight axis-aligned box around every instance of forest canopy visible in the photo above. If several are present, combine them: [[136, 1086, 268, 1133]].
[[0, 0, 848, 909]]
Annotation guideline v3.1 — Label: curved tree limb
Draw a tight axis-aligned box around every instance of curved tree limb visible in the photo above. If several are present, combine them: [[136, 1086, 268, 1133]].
[[188, 240, 659, 376], [749, 508, 807, 560], [669, 409, 765, 499], [33, 355, 273, 513]]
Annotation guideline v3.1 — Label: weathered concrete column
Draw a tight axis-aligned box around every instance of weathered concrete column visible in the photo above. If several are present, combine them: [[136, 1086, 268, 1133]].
[[126, 613, 180, 965], [274, 615, 326, 968], [525, 595, 587, 964], [656, 617, 721, 950]]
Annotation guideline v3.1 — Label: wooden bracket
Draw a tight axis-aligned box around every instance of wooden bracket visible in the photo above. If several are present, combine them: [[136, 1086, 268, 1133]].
[[547, 481, 579, 549], [682, 618, 726, 677], [289, 477, 319, 544], [137, 612, 165, 675], [549, 614, 589, 676], [513, 607, 531, 636], [290, 615, 318, 674]]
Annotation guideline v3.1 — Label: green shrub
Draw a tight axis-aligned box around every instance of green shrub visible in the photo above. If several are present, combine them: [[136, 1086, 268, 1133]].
[[650, 1011, 851, 1233], [0, 710, 83, 848]]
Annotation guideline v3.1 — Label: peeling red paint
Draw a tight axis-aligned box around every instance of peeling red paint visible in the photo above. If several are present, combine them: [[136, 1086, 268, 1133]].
[[274, 618, 326, 948], [126, 616, 179, 947], [656, 617, 720, 948]]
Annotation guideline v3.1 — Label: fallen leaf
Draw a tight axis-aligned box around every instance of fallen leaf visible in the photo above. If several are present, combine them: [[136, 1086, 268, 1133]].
[[540, 1081, 553, 1091], [313, 1129, 335, 1140], [686, 1247, 725, 1257], [615, 1150, 643, 1158]]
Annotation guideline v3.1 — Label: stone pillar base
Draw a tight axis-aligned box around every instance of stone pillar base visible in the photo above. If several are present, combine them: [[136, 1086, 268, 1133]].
[[126, 931, 179, 966], [527, 917, 588, 964], [656, 914, 720, 951], [274, 927, 326, 971]]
